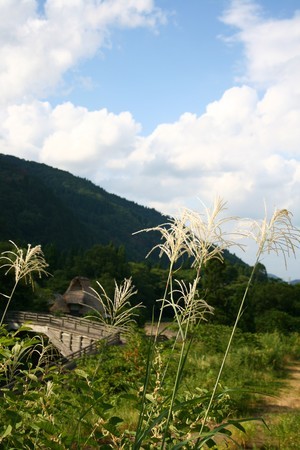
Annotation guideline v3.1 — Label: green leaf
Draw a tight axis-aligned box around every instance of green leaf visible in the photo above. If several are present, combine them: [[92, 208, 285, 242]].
[[145, 393, 155, 403], [120, 393, 138, 401], [229, 420, 246, 434], [92, 390, 103, 401], [1, 424, 12, 439], [34, 420, 57, 435], [74, 368, 89, 378], [99, 401, 114, 412], [108, 416, 123, 427], [27, 373, 38, 382], [4, 410, 22, 425]]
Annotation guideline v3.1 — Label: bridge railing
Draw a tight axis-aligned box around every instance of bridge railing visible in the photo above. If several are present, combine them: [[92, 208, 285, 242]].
[[5, 311, 111, 340], [61, 332, 121, 364], [0, 329, 121, 396]]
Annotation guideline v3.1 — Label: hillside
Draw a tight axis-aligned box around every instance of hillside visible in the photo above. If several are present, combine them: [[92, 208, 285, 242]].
[[3, 154, 300, 333], [0, 153, 167, 261], [0, 153, 248, 268]]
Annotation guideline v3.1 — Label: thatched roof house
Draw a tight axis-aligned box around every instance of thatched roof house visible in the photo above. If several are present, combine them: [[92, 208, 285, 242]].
[[50, 294, 69, 314], [50, 277, 103, 317]]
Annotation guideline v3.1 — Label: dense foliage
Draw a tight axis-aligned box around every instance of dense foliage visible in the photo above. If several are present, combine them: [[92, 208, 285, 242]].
[[2, 153, 299, 332], [1, 238, 299, 333], [1, 325, 299, 449], [0, 197, 300, 448]]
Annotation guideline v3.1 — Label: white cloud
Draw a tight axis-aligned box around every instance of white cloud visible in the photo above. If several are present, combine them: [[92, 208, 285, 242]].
[[1, 100, 141, 178], [2, 74, 300, 224], [41, 103, 140, 176], [1, 101, 52, 159], [1, 0, 300, 278], [0, 0, 166, 104], [221, 0, 300, 88]]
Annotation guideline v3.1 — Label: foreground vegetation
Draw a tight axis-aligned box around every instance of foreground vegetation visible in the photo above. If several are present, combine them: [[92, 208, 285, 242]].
[[0, 198, 300, 448], [1, 239, 300, 335], [0, 324, 299, 448]]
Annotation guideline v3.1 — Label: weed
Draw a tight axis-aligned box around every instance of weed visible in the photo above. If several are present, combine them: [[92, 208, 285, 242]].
[[0, 241, 49, 325], [0, 199, 299, 448]]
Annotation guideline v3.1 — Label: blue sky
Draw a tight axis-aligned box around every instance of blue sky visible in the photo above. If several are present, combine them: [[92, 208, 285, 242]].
[[51, 0, 235, 133], [49, 0, 300, 133], [1, 0, 300, 280]]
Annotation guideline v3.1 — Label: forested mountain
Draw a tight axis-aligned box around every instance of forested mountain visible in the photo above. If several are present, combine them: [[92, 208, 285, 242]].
[[0, 153, 248, 266], [2, 154, 300, 332], [0, 153, 168, 261]]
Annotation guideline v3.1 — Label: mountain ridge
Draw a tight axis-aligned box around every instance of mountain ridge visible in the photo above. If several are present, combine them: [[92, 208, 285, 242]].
[[0, 153, 167, 261], [0, 153, 250, 270]]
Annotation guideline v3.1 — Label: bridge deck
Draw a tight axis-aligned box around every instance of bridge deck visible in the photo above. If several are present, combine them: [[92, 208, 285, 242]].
[[5, 311, 120, 357]]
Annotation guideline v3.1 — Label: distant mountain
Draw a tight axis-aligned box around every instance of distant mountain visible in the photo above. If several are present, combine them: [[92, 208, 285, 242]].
[[268, 274, 300, 285], [268, 273, 282, 281], [0, 153, 249, 267], [289, 279, 300, 285]]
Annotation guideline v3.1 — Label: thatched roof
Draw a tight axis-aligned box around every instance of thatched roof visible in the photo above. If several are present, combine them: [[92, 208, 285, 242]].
[[50, 294, 70, 314], [50, 277, 104, 316], [63, 277, 93, 305]]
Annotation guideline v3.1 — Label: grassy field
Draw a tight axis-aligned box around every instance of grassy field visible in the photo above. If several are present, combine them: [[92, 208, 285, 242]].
[[0, 319, 300, 448], [72, 324, 300, 448], [1, 201, 300, 448], [234, 362, 300, 449]]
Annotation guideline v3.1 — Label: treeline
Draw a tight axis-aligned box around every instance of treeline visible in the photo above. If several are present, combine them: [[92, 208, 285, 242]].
[[0, 240, 299, 333]]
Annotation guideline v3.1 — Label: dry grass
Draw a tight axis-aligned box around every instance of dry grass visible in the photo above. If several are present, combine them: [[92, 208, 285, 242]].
[[0, 241, 49, 326]]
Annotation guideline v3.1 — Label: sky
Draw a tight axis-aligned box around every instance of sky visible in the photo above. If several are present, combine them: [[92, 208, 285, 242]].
[[1, 0, 300, 281]]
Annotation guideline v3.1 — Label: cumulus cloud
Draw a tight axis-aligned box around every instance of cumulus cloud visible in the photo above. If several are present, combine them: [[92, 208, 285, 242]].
[[1, 100, 141, 178], [1, 101, 52, 159], [221, 0, 300, 88], [0, 0, 166, 104], [114, 0, 300, 222], [41, 103, 140, 176], [1, 0, 300, 277], [102, 79, 300, 222]]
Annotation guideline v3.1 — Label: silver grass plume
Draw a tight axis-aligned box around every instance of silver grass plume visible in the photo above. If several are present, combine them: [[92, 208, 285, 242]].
[[0, 241, 49, 288], [244, 207, 300, 267], [183, 197, 241, 270], [87, 278, 143, 336], [0, 241, 49, 326]]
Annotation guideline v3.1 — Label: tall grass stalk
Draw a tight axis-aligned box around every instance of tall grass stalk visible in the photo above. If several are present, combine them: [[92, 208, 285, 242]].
[[135, 198, 241, 448], [135, 200, 300, 448], [0, 241, 49, 326], [134, 214, 192, 339], [86, 277, 142, 337], [1, 204, 298, 448], [199, 207, 300, 438], [133, 215, 194, 446], [160, 275, 213, 448]]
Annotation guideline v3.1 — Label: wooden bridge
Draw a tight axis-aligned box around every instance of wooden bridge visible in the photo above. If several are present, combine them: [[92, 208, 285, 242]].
[[5, 311, 120, 358]]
